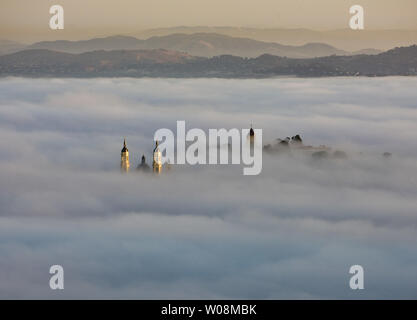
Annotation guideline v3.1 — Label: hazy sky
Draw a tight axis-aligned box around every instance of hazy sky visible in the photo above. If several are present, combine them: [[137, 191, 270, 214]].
[[1, 0, 417, 42], [1, 77, 417, 298]]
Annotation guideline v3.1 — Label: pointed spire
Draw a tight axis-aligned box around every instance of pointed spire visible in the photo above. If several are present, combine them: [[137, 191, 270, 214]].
[[121, 137, 128, 153], [249, 123, 255, 137], [120, 137, 130, 172], [153, 140, 159, 152]]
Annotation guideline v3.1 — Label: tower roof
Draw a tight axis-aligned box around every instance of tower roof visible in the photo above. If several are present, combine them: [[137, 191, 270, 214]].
[[121, 138, 128, 153], [249, 124, 255, 136], [153, 140, 159, 152]]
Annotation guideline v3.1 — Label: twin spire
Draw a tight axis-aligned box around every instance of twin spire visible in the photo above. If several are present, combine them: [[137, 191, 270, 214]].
[[120, 139, 163, 174]]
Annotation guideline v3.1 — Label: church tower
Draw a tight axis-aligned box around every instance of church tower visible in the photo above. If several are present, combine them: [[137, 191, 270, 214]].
[[121, 138, 130, 172], [248, 124, 255, 156], [137, 154, 150, 172], [249, 123, 255, 143], [153, 140, 162, 174]]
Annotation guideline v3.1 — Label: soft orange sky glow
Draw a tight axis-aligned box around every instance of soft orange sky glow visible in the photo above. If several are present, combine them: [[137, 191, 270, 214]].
[[1, 0, 417, 42]]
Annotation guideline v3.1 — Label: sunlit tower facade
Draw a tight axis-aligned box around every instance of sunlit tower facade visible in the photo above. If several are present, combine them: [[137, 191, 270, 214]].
[[121, 138, 130, 172], [153, 140, 162, 174]]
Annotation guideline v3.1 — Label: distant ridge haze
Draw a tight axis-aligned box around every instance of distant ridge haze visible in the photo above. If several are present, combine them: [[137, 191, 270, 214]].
[[13, 33, 382, 58], [134, 27, 417, 51], [2, 27, 417, 55]]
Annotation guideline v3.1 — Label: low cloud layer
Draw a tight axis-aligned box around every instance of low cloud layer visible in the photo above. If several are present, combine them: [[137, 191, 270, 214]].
[[0, 77, 416, 299]]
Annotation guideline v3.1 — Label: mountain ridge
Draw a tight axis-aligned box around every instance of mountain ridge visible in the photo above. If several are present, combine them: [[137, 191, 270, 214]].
[[12, 33, 381, 58], [1, 45, 416, 78], [134, 27, 417, 51]]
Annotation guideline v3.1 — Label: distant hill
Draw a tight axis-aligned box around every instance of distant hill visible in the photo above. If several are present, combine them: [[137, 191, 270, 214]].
[[0, 49, 194, 76], [24, 33, 380, 58], [139, 34, 352, 58], [1, 46, 416, 78], [27, 36, 144, 54], [0, 40, 26, 56], [134, 27, 417, 52]]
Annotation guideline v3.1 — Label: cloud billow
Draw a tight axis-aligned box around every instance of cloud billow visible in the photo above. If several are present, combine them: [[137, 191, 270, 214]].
[[0, 77, 417, 299]]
